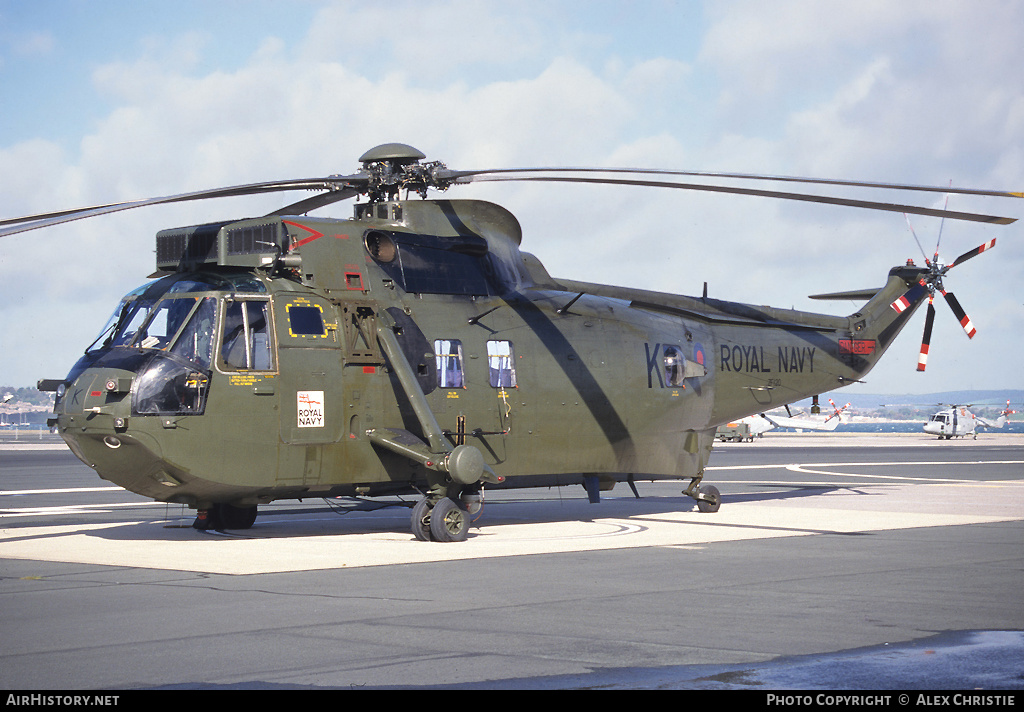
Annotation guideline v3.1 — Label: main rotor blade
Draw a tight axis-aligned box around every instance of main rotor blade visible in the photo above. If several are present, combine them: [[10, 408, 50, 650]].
[[0, 175, 366, 238], [264, 186, 361, 217], [468, 175, 1017, 225], [917, 297, 936, 372], [941, 289, 977, 338], [949, 238, 997, 268], [449, 167, 1024, 200]]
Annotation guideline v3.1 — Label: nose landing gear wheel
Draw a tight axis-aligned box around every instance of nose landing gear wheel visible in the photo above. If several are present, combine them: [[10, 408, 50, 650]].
[[429, 497, 470, 542]]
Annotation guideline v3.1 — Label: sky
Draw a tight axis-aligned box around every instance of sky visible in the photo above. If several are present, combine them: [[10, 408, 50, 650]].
[[1, 0, 1022, 397]]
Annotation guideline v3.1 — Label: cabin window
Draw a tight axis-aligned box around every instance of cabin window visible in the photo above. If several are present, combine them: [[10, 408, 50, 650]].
[[486, 340, 517, 388], [433, 339, 465, 388], [287, 304, 326, 337], [220, 299, 274, 371], [663, 345, 686, 387]]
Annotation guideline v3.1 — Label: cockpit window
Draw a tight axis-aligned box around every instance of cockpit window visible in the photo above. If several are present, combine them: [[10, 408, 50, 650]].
[[133, 297, 203, 350], [168, 297, 217, 369], [88, 273, 267, 353], [220, 299, 274, 371], [94, 295, 203, 353], [108, 300, 158, 348]]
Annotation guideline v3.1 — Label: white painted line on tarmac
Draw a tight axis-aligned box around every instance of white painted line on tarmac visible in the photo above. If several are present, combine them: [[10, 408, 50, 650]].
[[784, 465, 974, 483], [0, 487, 124, 496], [706, 459, 1024, 484], [0, 501, 168, 518]]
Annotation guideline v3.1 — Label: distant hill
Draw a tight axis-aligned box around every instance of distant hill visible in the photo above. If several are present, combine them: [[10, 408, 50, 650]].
[[0, 386, 54, 408], [789, 390, 1024, 417]]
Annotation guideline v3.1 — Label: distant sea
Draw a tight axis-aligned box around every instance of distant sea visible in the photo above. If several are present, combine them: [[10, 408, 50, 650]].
[[813, 421, 1024, 434], [6, 421, 1023, 436]]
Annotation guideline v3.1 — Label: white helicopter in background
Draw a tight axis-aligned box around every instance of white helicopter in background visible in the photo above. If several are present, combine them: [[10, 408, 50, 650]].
[[923, 401, 1016, 439], [717, 399, 849, 442]]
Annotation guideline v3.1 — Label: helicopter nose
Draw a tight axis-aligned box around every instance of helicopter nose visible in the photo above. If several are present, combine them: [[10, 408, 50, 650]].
[[58, 369, 133, 422], [52, 366, 143, 471], [55, 367, 176, 495]]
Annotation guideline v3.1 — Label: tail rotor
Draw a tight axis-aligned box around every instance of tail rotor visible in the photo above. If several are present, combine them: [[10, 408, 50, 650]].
[[892, 191, 994, 372], [824, 398, 851, 423]]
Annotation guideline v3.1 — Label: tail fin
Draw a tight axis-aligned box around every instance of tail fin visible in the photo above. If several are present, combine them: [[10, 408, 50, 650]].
[[829, 238, 997, 375], [812, 264, 931, 382]]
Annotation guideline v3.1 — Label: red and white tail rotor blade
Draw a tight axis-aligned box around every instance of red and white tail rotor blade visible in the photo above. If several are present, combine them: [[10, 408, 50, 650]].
[[825, 398, 850, 422], [948, 238, 997, 268], [941, 290, 977, 338], [890, 278, 929, 314], [917, 295, 936, 371]]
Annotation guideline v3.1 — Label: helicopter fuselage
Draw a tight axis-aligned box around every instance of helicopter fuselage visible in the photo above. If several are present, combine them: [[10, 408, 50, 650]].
[[47, 198, 926, 518], [923, 408, 977, 439]]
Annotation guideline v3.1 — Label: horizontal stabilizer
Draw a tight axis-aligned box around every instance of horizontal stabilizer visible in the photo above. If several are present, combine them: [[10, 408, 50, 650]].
[[808, 288, 880, 301]]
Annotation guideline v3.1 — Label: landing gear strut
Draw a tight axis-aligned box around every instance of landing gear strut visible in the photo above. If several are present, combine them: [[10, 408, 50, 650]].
[[683, 475, 721, 513]]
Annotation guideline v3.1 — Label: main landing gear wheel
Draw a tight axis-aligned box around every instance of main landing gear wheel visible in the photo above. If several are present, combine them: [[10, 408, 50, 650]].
[[697, 484, 721, 513], [219, 503, 258, 529], [193, 503, 258, 530], [429, 497, 470, 542], [411, 497, 433, 541]]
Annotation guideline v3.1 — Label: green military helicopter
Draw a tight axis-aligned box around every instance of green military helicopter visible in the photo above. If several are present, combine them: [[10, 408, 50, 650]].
[[2, 143, 1018, 541]]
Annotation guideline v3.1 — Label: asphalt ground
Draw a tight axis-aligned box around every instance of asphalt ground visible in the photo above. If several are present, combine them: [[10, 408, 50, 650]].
[[1, 432, 1022, 693]]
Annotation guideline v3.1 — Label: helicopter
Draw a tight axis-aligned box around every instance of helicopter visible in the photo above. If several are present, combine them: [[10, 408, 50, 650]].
[[922, 401, 1017, 439], [1, 143, 1019, 541], [717, 399, 849, 442]]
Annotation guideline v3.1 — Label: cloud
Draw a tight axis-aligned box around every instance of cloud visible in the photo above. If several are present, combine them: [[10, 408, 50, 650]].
[[10, 30, 55, 57], [1, 0, 1021, 395], [299, 1, 550, 82]]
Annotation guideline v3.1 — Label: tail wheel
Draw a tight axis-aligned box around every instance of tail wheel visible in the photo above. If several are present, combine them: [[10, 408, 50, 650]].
[[697, 485, 721, 513]]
